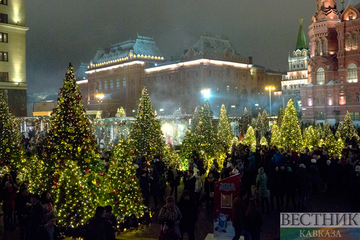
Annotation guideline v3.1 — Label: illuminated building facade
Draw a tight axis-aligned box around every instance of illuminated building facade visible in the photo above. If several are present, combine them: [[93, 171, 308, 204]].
[[77, 33, 283, 117], [301, 0, 360, 125], [0, 0, 28, 116]]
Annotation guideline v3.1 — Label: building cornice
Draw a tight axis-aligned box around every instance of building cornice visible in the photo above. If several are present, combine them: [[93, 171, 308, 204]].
[[0, 82, 27, 90], [0, 23, 29, 31]]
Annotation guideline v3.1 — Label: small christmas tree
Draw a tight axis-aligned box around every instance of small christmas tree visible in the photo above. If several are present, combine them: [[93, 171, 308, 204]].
[[303, 125, 317, 150], [239, 107, 251, 136], [116, 107, 126, 117], [335, 122, 343, 139], [260, 136, 268, 146], [260, 109, 270, 137], [315, 124, 324, 147], [243, 126, 256, 152], [41, 64, 104, 227], [217, 104, 233, 152], [129, 87, 164, 159], [0, 90, 23, 169], [342, 111, 360, 142], [193, 101, 217, 160], [323, 122, 336, 156], [96, 110, 102, 119], [180, 130, 196, 165], [270, 123, 281, 148], [280, 99, 303, 152], [104, 139, 146, 221]]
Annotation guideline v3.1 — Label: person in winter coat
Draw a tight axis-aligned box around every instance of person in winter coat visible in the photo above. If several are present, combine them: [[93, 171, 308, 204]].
[[245, 199, 263, 240], [323, 159, 335, 195], [36, 213, 60, 240], [159, 196, 182, 239], [256, 167, 270, 213], [183, 170, 196, 198], [268, 165, 281, 211], [282, 167, 297, 211], [16, 186, 30, 240], [177, 191, 197, 240], [309, 159, 321, 195], [84, 206, 114, 240], [295, 164, 310, 210], [28, 194, 45, 240], [140, 170, 150, 207], [2, 181, 17, 230], [168, 166, 180, 201], [159, 219, 179, 240], [209, 164, 220, 181], [150, 164, 160, 209], [204, 172, 215, 214], [232, 189, 249, 240], [193, 168, 203, 208]]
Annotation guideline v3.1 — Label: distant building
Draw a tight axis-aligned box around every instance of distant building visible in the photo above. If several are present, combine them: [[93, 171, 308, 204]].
[[76, 33, 283, 118], [301, 0, 360, 125], [0, 0, 28, 116], [281, 20, 310, 112]]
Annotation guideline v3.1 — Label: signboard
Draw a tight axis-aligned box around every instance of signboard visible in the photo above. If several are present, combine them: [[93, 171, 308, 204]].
[[213, 174, 241, 240]]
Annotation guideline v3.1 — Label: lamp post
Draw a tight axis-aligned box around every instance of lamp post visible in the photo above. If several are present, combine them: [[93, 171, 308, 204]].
[[201, 88, 211, 99], [265, 86, 275, 116], [95, 94, 104, 117]]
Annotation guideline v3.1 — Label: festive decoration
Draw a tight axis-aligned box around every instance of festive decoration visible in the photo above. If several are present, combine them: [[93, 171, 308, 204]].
[[341, 111, 360, 142], [104, 139, 146, 221], [270, 123, 281, 147], [217, 104, 234, 152], [180, 130, 196, 164], [116, 107, 126, 117], [163, 145, 187, 171], [96, 111, 102, 119], [260, 136, 268, 146], [280, 99, 303, 152], [314, 124, 324, 147], [277, 106, 284, 128], [129, 87, 165, 159], [0, 90, 23, 169], [239, 107, 251, 136], [323, 122, 336, 157], [303, 125, 317, 150], [242, 126, 256, 152], [41, 64, 104, 227]]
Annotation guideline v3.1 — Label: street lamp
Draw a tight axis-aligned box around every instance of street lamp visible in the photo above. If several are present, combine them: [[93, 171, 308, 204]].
[[201, 88, 211, 99], [96, 93, 104, 110], [265, 86, 275, 116]]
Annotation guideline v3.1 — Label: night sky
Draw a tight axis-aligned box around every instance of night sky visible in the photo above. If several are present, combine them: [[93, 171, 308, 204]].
[[25, 0, 351, 94]]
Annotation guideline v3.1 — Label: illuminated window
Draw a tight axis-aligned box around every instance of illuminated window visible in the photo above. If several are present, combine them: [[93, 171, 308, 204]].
[[98, 81, 102, 90], [104, 80, 108, 90], [346, 34, 351, 50], [0, 32, 8, 43], [0, 51, 8, 61], [322, 39, 326, 54], [348, 63, 358, 83], [353, 33, 358, 49], [349, 112, 358, 121], [0, 13, 8, 23], [0, 72, 8, 82], [339, 96, 346, 105], [116, 79, 120, 89], [317, 68, 325, 85], [110, 80, 113, 90]]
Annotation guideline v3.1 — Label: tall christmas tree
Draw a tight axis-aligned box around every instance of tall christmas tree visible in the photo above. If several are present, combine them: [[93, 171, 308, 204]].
[[342, 111, 360, 142], [41, 64, 104, 227], [193, 101, 217, 160], [0, 90, 23, 169], [180, 130, 196, 164], [239, 107, 251, 136], [116, 107, 126, 117], [303, 125, 317, 150], [280, 99, 303, 152], [243, 126, 256, 152], [104, 139, 146, 221], [129, 87, 164, 159], [217, 104, 233, 152]]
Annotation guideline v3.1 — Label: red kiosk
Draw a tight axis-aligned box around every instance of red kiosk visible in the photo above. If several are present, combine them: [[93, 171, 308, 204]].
[[213, 174, 241, 240]]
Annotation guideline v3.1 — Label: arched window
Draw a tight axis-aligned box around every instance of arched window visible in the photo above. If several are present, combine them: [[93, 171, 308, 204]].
[[303, 51, 306, 56], [99, 81, 102, 90], [317, 68, 325, 85], [104, 80, 108, 90], [322, 39, 326, 55], [353, 33, 358, 49], [348, 63, 358, 83], [116, 79, 120, 89], [346, 34, 351, 50], [110, 80, 113, 90]]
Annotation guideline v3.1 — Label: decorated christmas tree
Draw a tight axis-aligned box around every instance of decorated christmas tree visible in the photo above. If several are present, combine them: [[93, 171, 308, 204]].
[[104, 139, 146, 222], [280, 99, 303, 152], [116, 107, 126, 117], [260, 109, 270, 137], [342, 111, 360, 142], [270, 123, 281, 147], [243, 126, 256, 152], [315, 124, 324, 147], [96, 110, 102, 119], [217, 104, 233, 152], [323, 122, 336, 156], [41, 64, 104, 227], [260, 136, 268, 146], [191, 107, 199, 131], [129, 87, 164, 159], [164, 145, 187, 171], [193, 101, 217, 160], [180, 130, 196, 164], [335, 122, 344, 139], [334, 138, 345, 158], [303, 125, 317, 150], [277, 106, 284, 128], [0, 90, 23, 169], [239, 107, 251, 136]]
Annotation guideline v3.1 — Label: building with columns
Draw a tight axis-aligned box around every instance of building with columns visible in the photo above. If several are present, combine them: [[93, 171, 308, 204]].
[[301, 0, 360, 125], [0, 0, 28, 116], [77, 33, 283, 118]]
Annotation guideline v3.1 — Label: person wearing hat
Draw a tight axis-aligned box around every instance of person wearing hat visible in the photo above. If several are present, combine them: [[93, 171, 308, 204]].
[[36, 213, 59, 240], [309, 158, 321, 195], [28, 193, 45, 240], [159, 195, 182, 239], [295, 164, 310, 210]]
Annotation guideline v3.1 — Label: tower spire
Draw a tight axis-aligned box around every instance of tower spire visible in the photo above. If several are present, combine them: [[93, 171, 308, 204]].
[[296, 19, 307, 51]]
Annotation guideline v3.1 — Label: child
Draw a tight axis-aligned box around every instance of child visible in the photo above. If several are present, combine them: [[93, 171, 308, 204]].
[[159, 219, 179, 240]]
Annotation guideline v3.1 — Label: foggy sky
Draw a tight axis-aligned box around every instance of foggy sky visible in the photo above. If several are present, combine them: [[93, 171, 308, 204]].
[[25, 0, 352, 94]]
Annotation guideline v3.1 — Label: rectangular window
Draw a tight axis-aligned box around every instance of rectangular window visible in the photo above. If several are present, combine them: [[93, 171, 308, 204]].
[[226, 85, 230, 93], [350, 112, 355, 121], [116, 79, 120, 89], [0, 51, 8, 61], [355, 112, 359, 121], [0, 32, 8, 43], [0, 13, 8, 23], [0, 72, 8, 82], [0, 0, 8, 5]]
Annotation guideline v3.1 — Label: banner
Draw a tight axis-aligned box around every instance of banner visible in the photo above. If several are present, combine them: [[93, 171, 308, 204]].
[[213, 174, 241, 240]]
